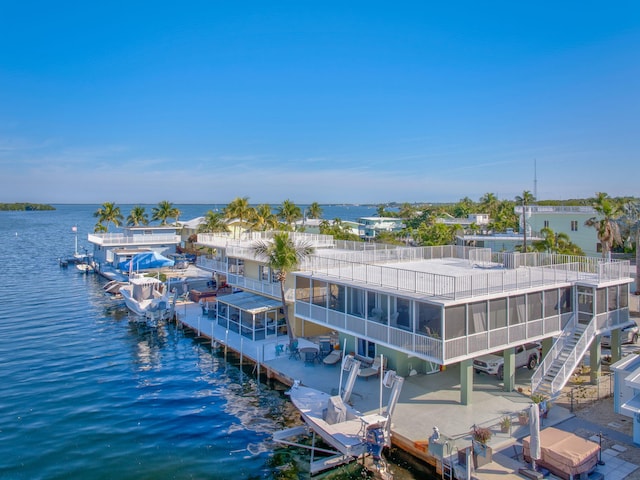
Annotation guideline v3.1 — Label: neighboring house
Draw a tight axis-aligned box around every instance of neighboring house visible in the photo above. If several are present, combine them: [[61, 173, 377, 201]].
[[437, 213, 490, 227], [358, 217, 404, 239], [88, 225, 181, 272], [515, 206, 600, 256], [456, 229, 543, 252], [197, 230, 633, 406]]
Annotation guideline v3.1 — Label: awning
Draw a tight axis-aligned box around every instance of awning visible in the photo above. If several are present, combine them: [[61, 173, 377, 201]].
[[621, 393, 640, 415], [217, 291, 282, 314]]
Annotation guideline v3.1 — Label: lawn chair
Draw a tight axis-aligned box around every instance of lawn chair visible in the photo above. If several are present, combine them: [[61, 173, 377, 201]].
[[322, 349, 342, 365], [358, 356, 387, 380], [287, 341, 300, 360]]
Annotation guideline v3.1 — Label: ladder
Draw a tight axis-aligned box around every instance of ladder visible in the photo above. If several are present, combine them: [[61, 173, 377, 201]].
[[442, 457, 453, 480]]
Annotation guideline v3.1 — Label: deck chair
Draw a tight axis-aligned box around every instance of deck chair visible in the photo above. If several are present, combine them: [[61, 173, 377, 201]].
[[358, 356, 387, 380], [303, 350, 317, 366], [322, 349, 342, 365], [288, 341, 300, 360]]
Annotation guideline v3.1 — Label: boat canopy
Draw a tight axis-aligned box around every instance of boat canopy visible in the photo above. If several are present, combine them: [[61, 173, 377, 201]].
[[118, 252, 175, 272]]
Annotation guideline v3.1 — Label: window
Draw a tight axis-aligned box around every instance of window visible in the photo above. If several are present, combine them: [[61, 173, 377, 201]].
[[469, 301, 488, 334], [394, 297, 412, 330], [311, 280, 327, 307], [295, 276, 311, 302], [596, 288, 607, 314], [607, 286, 619, 311], [417, 302, 442, 338], [329, 283, 345, 312], [544, 289, 559, 318], [357, 338, 376, 359], [346, 287, 365, 317], [489, 298, 507, 329], [571, 220, 578, 231], [527, 292, 543, 321], [509, 295, 526, 325], [444, 305, 466, 339]]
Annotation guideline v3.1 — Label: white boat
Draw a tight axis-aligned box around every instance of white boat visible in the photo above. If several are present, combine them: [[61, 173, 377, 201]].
[[274, 354, 403, 476], [120, 276, 175, 321]]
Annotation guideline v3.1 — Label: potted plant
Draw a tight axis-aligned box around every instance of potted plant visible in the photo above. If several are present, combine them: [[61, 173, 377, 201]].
[[531, 394, 550, 418], [471, 425, 493, 468], [518, 410, 530, 425], [500, 416, 512, 433]]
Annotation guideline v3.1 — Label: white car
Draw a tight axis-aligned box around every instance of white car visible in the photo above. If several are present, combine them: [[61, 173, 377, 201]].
[[601, 323, 639, 348], [473, 342, 542, 381]]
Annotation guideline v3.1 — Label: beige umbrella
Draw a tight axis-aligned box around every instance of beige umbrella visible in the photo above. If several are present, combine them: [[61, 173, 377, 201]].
[[529, 402, 541, 470]]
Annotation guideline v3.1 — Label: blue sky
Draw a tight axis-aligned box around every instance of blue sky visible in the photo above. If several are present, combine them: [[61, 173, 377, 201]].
[[1, 2, 638, 205]]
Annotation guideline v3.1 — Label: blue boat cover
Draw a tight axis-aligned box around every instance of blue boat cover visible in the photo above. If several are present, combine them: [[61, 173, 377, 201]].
[[118, 252, 175, 272]]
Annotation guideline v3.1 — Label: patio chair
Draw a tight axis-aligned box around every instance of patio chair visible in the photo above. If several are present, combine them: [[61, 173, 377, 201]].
[[322, 349, 342, 365], [288, 341, 300, 360], [303, 350, 317, 366], [358, 356, 387, 380], [319, 341, 332, 358]]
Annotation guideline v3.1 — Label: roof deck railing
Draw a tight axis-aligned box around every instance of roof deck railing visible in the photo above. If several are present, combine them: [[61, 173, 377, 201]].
[[299, 247, 630, 301]]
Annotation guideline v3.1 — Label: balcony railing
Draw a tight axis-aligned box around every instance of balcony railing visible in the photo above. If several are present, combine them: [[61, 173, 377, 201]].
[[88, 233, 181, 246], [300, 249, 630, 301]]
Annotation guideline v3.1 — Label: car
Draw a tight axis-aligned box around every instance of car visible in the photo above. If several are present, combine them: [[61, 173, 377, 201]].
[[473, 342, 542, 380], [601, 323, 639, 348]]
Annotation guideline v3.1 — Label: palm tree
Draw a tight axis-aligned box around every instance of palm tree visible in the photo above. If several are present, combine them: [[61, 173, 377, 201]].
[[515, 190, 536, 252], [250, 204, 279, 231], [307, 202, 323, 219], [198, 210, 229, 234], [224, 196, 253, 237], [127, 205, 149, 226], [152, 200, 181, 225], [251, 232, 315, 347], [93, 202, 123, 232], [276, 199, 302, 229], [453, 197, 475, 218], [479, 192, 499, 218], [585, 192, 622, 259]]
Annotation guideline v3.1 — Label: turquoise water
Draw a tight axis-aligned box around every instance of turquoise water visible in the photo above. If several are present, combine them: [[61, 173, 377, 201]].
[[0, 204, 410, 480]]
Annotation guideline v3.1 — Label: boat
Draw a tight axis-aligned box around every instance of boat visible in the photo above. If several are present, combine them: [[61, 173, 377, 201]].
[[103, 280, 125, 298], [119, 276, 175, 321], [274, 354, 404, 476]]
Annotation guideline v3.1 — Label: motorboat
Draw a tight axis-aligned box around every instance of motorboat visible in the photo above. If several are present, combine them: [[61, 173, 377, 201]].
[[120, 276, 175, 321], [274, 354, 403, 476]]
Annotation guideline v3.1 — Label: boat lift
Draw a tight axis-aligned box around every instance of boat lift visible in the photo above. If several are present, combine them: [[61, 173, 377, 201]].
[[274, 354, 404, 476]]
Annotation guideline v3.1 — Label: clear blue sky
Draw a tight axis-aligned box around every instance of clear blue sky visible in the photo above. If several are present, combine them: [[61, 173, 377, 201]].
[[1, 1, 638, 205]]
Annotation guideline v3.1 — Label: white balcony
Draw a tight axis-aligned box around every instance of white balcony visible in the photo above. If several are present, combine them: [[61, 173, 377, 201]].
[[88, 233, 181, 246]]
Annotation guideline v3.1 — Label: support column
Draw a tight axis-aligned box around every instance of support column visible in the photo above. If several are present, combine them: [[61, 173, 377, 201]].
[[590, 335, 602, 384], [460, 358, 473, 406], [503, 347, 516, 392], [610, 329, 622, 364]]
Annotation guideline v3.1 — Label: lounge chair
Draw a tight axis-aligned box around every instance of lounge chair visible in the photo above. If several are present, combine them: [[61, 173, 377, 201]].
[[358, 356, 387, 380], [322, 349, 342, 365]]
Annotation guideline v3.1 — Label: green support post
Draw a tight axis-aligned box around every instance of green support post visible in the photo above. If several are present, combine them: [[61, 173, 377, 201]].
[[590, 335, 601, 384], [503, 347, 515, 392], [610, 329, 622, 364], [460, 358, 473, 405]]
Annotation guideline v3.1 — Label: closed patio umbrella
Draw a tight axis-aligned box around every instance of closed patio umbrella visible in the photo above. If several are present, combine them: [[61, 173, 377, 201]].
[[529, 402, 541, 470]]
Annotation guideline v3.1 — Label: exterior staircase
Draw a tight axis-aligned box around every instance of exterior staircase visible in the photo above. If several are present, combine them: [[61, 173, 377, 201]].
[[531, 314, 598, 399]]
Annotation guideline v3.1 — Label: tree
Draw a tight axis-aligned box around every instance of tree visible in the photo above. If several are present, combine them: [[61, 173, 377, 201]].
[[398, 203, 417, 220], [198, 210, 230, 234], [152, 200, 181, 225], [453, 197, 475, 218], [251, 232, 315, 346], [276, 199, 302, 229], [127, 205, 149, 226], [515, 190, 536, 252], [250, 204, 279, 231], [93, 202, 123, 232], [479, 192, 499, 218], [585, 192, 622, 259], [307, 202, 323, 219], [533, 227, 584, 256], [224, 196, 253, 237]]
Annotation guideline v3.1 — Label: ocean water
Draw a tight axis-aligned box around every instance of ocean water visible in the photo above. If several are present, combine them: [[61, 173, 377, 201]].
[[0, 204, 416, 480]]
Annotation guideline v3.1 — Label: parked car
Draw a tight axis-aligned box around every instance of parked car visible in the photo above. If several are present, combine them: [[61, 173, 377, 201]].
[[601, 323, 639, 348], [473, 342, 542, 380]]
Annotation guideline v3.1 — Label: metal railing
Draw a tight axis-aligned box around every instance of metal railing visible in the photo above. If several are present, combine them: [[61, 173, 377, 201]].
[[88, 233, 181, 246]]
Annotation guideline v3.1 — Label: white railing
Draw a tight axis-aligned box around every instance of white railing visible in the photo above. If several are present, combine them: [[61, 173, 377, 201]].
[[549, 319, 596, 396], [88, 233, 181, 246], [226, 274, 293, 301], [196, 257, 227, 272]]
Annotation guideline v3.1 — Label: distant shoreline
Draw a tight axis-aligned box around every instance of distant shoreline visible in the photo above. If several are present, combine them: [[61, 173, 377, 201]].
[[0, 203, 55, 211]]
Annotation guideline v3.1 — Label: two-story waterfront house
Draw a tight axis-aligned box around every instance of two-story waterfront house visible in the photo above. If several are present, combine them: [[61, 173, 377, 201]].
[[197, 231, 633, 406], [358, 217, 404, 240], [88, 225, 182, 273], [515, 205, 600, 256]]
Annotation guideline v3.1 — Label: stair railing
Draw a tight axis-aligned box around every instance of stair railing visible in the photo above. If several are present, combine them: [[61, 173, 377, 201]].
[[530, 314, 576, 393]]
